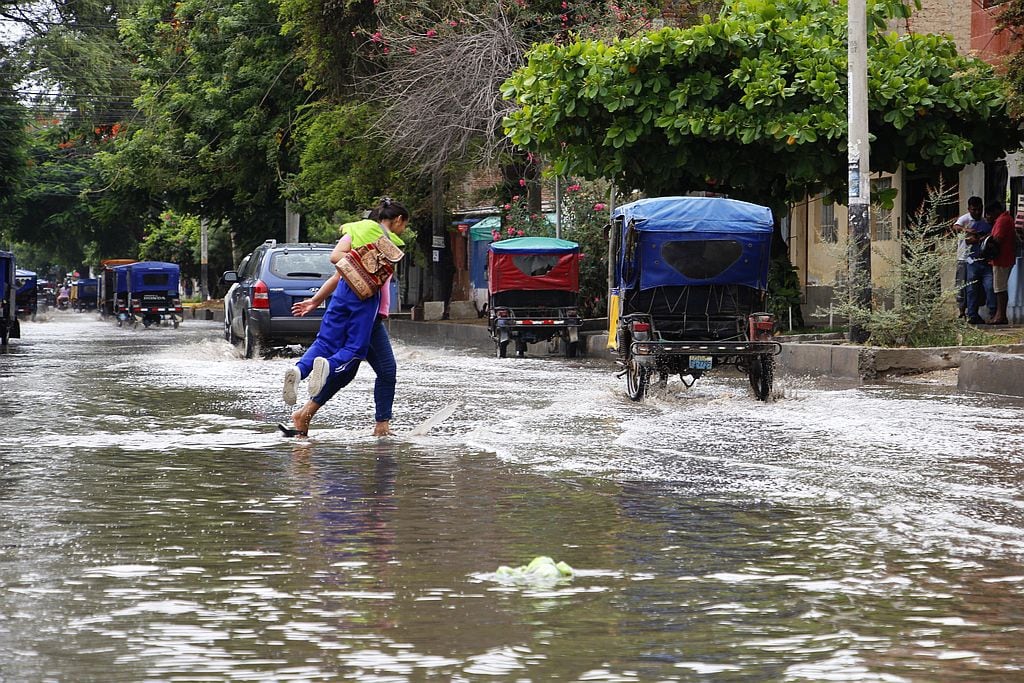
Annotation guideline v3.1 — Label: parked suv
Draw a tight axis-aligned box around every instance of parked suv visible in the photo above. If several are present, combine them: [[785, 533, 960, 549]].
[[222, 240, 334, 358]]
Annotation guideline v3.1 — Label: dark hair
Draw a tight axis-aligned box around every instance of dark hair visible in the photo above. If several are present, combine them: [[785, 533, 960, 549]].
[[369, 197, 409, 222], [967, 196, 983, 208], [984, 200, 1005, 216]]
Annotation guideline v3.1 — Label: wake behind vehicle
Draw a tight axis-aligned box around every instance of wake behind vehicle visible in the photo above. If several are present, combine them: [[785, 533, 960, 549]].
[[608, 196, 781, 401], [117, 261, 183, 328], [222, 240, 334, 358], [14, 269, 37, 321], [0, 251, 20, 347], [487, 237, 582, 358]]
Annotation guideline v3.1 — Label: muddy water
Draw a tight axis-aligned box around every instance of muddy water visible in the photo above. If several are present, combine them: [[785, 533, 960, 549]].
[[1, 313, 1023, 681]]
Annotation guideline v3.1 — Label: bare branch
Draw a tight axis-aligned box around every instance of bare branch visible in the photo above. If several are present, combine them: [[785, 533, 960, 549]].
[[359, 6, 529, 174]]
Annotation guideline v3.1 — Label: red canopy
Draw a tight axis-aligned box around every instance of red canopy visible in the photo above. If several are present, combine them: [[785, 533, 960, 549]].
[[487, 251, 580, 294]]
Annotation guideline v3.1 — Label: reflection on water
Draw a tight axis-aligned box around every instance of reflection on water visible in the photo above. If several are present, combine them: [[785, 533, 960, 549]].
[[1, 314, 1023, 680]]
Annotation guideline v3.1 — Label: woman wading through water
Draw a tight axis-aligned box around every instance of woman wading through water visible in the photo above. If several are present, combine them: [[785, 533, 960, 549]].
[[279, 198, 410, 438]]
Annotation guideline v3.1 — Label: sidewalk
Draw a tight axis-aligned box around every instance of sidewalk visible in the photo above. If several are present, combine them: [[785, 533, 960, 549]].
[[386, 316, 1024, 398]]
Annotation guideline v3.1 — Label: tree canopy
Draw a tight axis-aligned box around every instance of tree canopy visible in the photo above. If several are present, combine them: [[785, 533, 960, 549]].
[[502, 0, 1023, 212]]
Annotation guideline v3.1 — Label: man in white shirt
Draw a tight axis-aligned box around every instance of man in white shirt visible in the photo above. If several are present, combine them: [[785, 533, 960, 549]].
[[953, 196, 984, 318]]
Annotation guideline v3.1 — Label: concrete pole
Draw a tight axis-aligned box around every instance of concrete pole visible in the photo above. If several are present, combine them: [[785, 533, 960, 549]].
[[607, 186, 616, 298], [285, 200, 300, 243], [200, 217, 209, 300], [848, 0, 872, 342]]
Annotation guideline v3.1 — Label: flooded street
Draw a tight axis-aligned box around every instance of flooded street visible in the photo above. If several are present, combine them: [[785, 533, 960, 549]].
[[2, 313, 1024, 681]]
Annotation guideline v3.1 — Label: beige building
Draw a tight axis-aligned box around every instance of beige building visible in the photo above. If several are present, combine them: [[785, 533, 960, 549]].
[[788, 0, 1023, 322]]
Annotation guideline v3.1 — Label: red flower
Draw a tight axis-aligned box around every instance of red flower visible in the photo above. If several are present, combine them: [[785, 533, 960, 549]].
[[512, 195, 520, 201], [519, 178, 527, 187], [503, 203, 511, 210], [593, 203, 606, 211], [426, 29, 437, 38], [370, 31, 383, 43]]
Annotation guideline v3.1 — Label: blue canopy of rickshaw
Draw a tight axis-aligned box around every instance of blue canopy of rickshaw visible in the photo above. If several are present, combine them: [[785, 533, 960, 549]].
[[128, 261, 180, 293], [614, 196, 773, 291], [489, 236, 580, 254], [15, 269, 37, 296]]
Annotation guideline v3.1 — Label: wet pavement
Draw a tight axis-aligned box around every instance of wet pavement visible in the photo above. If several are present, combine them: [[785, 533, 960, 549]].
[[2, 312, 1024, 681]]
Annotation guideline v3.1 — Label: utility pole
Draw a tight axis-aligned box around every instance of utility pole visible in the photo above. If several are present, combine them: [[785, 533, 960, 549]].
[[200, 217, 209, 300], [285, 200, 300, 243], [848, 0, 872, 342]]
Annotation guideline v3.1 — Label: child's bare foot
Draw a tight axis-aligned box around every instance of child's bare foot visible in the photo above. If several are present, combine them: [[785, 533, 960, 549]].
[[291, 407, 312, 435], [373, 420, 392, 437]]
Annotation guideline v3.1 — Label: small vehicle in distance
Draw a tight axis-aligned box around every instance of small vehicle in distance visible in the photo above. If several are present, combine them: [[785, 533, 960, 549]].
[[222, 240, 335, 358], [14, 269, 37, 321], [487, 236, 583, 358], [71, 277, 98, 312], [0, 251, 20, 347], [120, 261, 183, 328], [608, 196, 781, 401]]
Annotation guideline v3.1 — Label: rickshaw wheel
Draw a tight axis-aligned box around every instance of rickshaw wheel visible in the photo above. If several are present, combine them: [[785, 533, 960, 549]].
[[496, 340, 509, 358], [749, 353, 774, 401], [625, 360, 649, 401]]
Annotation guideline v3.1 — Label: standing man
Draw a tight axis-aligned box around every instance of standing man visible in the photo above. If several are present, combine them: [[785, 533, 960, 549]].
[[953, 197, 984, 318], [985, 200, 1017, 325]]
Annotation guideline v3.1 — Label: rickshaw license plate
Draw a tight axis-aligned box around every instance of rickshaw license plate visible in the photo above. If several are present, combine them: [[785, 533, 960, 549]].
[[689, 355, 713, 370]]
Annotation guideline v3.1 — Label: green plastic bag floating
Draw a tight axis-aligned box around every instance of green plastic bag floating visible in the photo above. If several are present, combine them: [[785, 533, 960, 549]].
[[494, 556, 574, 584]]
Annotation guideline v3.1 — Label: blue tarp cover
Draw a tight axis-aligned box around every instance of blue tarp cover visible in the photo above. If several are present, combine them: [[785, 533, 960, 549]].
[[614, 196, 773, 291], [489, 236, 579, 254], [128, 261, 180, 294]]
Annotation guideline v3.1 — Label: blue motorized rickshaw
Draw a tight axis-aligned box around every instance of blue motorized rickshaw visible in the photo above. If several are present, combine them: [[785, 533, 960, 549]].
[[15, 269, 37, 321], [121, 261, 183, 328], [0, 251, 20, 347], [71, 277, 98, 312], [487, 237, 583, 358], [608, 196, 781, 401]]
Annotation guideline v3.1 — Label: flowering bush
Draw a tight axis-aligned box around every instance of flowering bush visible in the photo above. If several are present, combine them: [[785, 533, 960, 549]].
[[492, 192, 554, 241], [558, 179, 612, 318]]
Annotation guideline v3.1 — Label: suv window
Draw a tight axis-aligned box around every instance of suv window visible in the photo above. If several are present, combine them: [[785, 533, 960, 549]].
[[269, 250, 334, 279]]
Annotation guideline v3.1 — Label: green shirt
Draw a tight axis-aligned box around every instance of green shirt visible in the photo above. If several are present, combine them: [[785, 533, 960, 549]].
[[341, 219, 405, 249]]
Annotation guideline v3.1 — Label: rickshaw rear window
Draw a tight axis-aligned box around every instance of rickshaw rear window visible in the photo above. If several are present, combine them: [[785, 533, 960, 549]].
[[142, 273, 169, 286], [661, 240, 743, 280], [511, 254, 559, 277], [270, 251, 334, 279]]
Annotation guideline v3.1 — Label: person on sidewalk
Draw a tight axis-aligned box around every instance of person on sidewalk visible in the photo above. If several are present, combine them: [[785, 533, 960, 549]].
[[953, 196, 984, 318], [279, 198, 410, 438], [964, 213, 995, 325], [985, 200, 1017, 325]]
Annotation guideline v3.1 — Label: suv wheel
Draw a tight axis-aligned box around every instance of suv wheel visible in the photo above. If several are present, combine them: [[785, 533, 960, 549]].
[[242, 317, 257, 359]]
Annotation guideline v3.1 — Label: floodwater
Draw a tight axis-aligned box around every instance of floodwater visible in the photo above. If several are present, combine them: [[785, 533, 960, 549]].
[[2, 313, 1024, 682]]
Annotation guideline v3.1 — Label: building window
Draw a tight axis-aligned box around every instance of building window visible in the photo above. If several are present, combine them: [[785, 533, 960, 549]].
[[871, 177, 895, 241], [820, 202, 838, 243]]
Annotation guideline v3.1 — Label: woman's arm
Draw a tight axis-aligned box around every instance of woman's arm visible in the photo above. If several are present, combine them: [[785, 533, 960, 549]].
[[330, 234, 353, 265], [292, 272, 340, 317], [292, 238, 349, 317]]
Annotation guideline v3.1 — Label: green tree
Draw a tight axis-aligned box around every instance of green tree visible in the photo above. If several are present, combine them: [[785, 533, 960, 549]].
[[503, 0, 1022, 214], [106, 0, 308, 255], [138, 211, 201, 281]]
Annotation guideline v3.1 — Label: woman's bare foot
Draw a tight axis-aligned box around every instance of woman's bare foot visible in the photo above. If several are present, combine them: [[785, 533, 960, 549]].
[[290, 405, 313, 436], [373, 420, 392, 437]]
